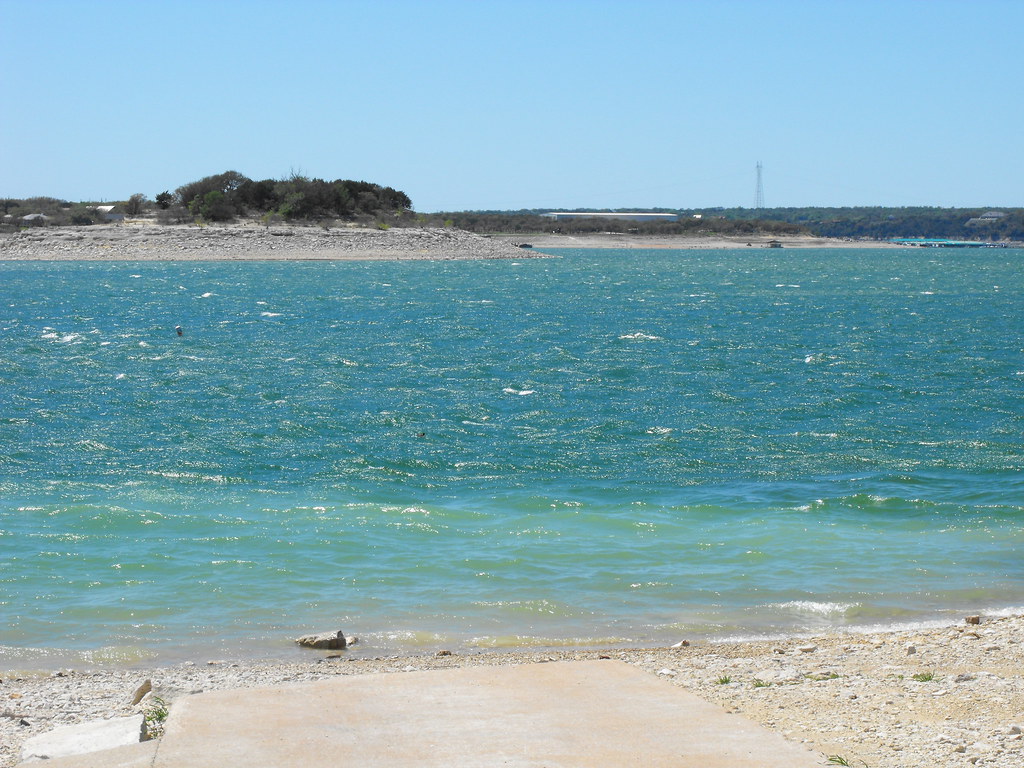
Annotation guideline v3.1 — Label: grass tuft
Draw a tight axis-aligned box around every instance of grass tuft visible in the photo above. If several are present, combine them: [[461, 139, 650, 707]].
[[825, 755, 868, 767], [144, 696, 169, 739], [807, 671, 841, 681]]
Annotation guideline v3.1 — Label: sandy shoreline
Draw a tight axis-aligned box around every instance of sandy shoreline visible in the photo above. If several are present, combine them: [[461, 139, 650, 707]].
[[0, 223, 908, 262], [3, 614, 1022, 767], [492, 231, 902, 250]]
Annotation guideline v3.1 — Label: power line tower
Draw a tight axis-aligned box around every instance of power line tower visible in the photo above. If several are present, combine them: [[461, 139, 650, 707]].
[[754, 161, 764, 209]]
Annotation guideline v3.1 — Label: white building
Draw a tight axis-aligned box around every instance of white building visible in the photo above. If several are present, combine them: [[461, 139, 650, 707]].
[[95, 205, 125, 222], [541, 212, 679, 222]]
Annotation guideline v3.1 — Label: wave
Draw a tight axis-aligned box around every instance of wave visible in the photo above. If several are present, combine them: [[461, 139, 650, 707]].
[[618, 332, 661, 340]]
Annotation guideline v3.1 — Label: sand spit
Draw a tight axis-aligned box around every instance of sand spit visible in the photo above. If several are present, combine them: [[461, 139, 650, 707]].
[[492, 231, 902, 250], [3, 615, 1022, 767], [0, 224, 549, 262]]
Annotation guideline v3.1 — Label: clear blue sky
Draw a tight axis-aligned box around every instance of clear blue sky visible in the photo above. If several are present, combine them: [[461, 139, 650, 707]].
[[2, 0, 1022, 211]]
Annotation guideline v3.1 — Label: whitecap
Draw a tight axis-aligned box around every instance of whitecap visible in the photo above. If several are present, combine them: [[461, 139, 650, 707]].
[[76, 440, 112, 451], [199, 292, 214, 298], [619, 332, 661, 340], [503, 388, 535, 396], [260, 312, 282, 317], [773, 600, 858, 617]]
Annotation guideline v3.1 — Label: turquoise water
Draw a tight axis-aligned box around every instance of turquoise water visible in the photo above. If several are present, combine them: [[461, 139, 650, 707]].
[[2, 248, 1023, 668]]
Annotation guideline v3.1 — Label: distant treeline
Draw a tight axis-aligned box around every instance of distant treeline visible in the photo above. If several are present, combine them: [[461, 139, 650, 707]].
[[431, 206, 1024, 241], [416, 210, 806, 236], [5, 182, 1023, 241], [679, 206, 1024, 241]]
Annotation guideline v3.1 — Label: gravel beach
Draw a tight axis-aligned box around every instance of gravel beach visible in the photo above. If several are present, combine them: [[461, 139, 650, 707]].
[[3, 614, 1022, 767], [0, 222, 905, 262], [0, 223, 548, 262]]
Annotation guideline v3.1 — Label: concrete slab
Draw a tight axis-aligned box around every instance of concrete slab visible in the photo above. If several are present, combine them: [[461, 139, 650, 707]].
[[155, 660, 819, 767], [20, 715, 147, 763], [15, 740, 157, 768]]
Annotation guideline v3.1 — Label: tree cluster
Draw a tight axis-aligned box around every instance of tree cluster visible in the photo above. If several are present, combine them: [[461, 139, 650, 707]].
[[168, 170, 412, 223]]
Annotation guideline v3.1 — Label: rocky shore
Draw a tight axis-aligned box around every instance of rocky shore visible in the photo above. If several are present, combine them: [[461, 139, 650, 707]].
[[0, 223, 548, 261], [3, 614, 1022, 767]]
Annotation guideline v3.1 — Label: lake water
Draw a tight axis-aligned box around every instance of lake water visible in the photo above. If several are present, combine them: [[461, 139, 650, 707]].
[[2, 247, 1023, 669]]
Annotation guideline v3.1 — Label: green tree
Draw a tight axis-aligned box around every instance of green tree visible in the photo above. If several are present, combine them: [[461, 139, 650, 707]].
[[176, 171, 250, 215], [194, 190, 234, 221], [124, 193, 148, 216]]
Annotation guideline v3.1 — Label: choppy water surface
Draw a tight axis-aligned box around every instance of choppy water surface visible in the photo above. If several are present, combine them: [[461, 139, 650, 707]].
[[2, 248, 1023, 668]]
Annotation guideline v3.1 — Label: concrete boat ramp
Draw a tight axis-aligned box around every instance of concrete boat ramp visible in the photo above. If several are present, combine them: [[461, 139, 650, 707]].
[[18, 660, 819, 767]]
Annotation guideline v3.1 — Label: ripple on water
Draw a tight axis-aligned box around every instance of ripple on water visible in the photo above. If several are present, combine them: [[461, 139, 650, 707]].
[[2, 251, 1023, 663]]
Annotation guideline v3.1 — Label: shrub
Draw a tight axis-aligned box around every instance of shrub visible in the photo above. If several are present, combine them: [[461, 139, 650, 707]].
[[124, 193, 148, 216]]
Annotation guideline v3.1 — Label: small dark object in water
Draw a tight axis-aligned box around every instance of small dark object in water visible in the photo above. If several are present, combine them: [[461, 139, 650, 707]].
[[175, 326, 183, 336]]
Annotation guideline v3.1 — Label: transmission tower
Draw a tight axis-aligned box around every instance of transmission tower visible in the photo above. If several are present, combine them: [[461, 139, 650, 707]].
[[754, 161, 764, 209]]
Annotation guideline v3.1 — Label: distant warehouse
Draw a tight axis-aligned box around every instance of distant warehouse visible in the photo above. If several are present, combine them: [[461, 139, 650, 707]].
[[541, 212, 679, 222]]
